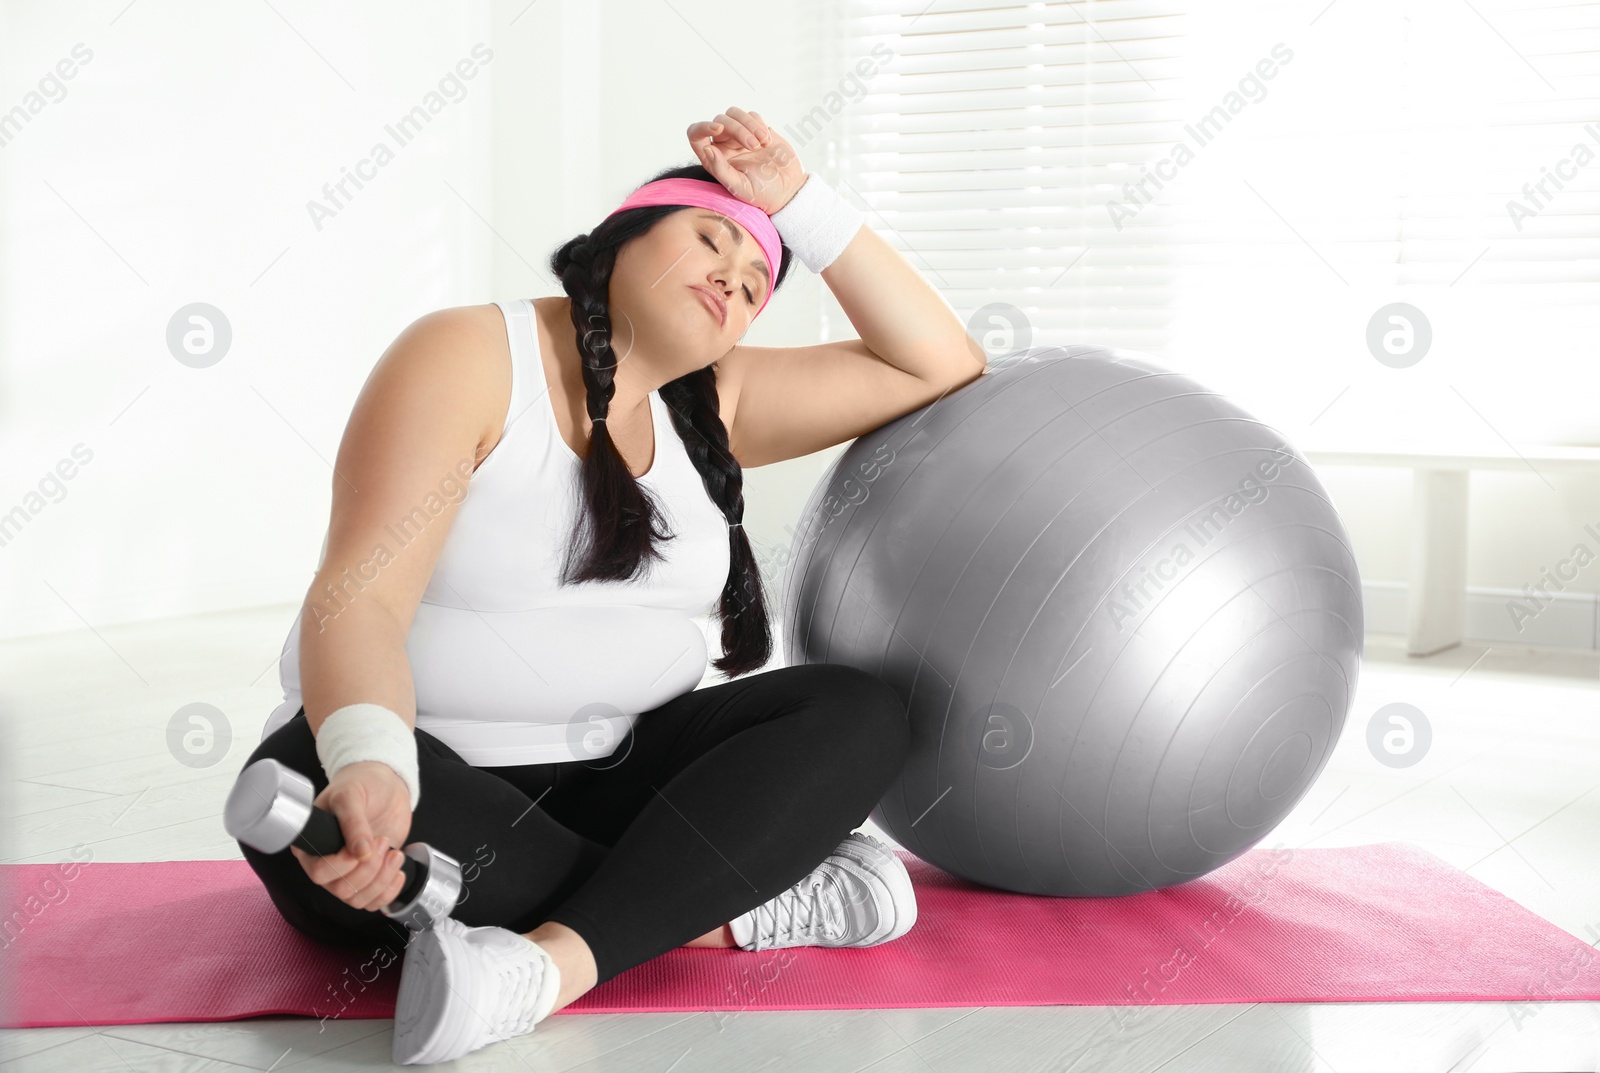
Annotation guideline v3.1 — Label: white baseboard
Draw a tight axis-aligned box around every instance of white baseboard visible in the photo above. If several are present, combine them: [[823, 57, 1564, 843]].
[[1361, 579, 1599, 651]]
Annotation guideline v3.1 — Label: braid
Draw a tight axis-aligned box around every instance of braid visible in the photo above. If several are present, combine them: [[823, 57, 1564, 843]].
[[547, 168, 789, 678], [659, 373, 772, 675], [551, 232, 676, 585]]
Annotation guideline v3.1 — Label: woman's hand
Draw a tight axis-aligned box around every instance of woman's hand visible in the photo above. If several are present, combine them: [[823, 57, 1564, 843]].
[[687, 106, 807, 215], [290, 760, 414, 913]]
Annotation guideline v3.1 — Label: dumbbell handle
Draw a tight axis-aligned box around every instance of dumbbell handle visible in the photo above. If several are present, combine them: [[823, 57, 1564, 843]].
[[292, 800, 427, 909]]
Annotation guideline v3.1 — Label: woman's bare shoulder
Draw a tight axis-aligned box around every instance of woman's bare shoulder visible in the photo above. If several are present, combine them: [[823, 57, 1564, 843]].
[[371, 303, 516, 468]]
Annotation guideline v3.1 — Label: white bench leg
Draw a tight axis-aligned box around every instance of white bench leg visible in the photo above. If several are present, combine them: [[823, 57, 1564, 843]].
[[1408, 467, 1470, 657]]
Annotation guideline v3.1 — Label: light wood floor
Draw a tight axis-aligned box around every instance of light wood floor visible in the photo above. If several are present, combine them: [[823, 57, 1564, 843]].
[[1, 608, 1597, 1071]]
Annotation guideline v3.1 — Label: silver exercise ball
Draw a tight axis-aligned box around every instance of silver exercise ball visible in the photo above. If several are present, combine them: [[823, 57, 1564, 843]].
[[780, 345, 1363, 897]]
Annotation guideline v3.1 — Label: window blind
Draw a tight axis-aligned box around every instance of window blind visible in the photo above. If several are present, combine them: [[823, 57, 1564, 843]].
[[817, 0, 1600, 446]]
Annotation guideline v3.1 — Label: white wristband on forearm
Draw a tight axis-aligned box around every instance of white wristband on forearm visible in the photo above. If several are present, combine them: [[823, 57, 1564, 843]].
[[769, 174, 865, 274], [314, 703, 421, 811]]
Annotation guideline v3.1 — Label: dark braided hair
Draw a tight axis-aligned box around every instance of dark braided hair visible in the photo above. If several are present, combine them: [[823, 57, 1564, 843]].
[[548, 162, 793, 679]]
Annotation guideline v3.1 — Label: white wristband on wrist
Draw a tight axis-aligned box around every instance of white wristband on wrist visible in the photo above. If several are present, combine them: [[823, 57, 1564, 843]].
[[314, 703, 421, 811], [769, 174, 865, 274]]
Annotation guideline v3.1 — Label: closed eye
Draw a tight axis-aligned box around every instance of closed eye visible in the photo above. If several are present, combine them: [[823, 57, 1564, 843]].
[[700, 234, 756, 305]]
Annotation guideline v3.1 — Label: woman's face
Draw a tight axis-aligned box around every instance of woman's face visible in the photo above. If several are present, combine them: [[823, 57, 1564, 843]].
[[610, 207, 772, 357]]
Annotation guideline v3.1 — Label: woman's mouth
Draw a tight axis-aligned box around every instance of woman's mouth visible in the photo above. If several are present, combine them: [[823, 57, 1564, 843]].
[[690, 285, 726, 326]]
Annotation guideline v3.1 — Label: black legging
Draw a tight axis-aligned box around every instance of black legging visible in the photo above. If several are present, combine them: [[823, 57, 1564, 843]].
[[236, 662, 910, 986]]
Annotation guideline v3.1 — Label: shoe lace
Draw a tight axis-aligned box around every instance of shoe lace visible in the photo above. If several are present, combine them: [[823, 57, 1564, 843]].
[[749, 871, 846, 951], [485, 939, 546, 1039]]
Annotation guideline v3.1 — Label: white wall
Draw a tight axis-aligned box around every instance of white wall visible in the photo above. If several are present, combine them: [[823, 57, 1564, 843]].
[[2, 0, 1595, 652], [0, 1, 497, 639]]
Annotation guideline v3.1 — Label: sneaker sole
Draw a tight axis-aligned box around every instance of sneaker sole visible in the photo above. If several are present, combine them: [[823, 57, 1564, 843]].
[[831, 833, 917, 945], [392, 928, 478, 1065]]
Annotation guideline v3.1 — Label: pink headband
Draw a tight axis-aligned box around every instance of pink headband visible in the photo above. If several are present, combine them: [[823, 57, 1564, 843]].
[[605, 178, 782, 318]]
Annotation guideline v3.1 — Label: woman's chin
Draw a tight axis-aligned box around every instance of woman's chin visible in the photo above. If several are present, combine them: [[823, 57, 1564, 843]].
[[682, 308, 727, 340]]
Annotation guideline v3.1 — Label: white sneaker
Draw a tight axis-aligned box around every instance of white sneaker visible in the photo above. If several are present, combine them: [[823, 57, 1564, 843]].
[[392, 916, 562, 1065], [728, 832, 917, 952]]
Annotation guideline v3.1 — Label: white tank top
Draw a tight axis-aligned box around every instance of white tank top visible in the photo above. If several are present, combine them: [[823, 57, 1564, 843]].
[[261, 298, 732, 766]]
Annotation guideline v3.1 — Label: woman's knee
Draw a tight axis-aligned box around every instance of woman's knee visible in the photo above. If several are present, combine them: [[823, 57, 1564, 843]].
[[798, 663, 910, 768]]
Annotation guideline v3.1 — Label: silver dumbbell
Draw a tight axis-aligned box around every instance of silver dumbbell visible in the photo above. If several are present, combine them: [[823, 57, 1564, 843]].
[[225, 757, 462, 932]]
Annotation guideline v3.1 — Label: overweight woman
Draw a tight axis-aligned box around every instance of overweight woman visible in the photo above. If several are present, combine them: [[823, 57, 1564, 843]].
[[234, 106, 987, 1066]]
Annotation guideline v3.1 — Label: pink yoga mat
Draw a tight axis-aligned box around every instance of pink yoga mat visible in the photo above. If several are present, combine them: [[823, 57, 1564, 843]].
[[4, 842, 1597, 1028]]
